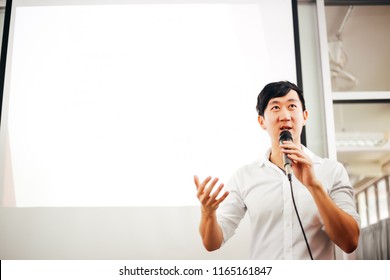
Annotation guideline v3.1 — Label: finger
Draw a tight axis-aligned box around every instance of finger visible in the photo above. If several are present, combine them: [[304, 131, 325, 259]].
[[280, 145, 298, 152], [199, 178, 220, 205], [281, 147, 303, 157], [212, 191, 229, 208], [204, 177, 219, 197], [283, 148, 306, 158], [280, 142, 299, 150], [196, 176, 212, 195], [288, 154, 312, 165], [280, 140, 294, 146], [194, 175, 200, 189], [208, 183, 225, 202], [280, 140, 293, 144]]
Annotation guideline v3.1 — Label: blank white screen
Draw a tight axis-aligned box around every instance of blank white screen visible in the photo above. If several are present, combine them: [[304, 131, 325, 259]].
[[0, 0, 297, 207]]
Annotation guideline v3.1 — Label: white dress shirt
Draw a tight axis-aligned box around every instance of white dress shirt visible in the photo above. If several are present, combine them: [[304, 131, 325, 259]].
[[217, 146, 360, 260]]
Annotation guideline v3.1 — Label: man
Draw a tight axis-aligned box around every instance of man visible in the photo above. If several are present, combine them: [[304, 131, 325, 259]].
[[194, 81, 360, 259]]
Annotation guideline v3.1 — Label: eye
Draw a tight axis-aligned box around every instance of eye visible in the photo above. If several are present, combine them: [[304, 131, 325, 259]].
[[270, 105, 280, 111], [289, 104, 298, 109]]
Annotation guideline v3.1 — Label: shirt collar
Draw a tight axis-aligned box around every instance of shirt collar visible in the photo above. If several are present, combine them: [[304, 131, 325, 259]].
[[258, 145, 322, 167]]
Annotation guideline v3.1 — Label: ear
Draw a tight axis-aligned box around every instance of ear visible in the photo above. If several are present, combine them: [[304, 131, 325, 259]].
[[258, 115, 267, 130], [303, 110, 308, 126]]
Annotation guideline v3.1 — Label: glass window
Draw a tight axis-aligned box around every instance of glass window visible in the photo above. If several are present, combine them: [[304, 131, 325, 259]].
[[367, 186, 378, 225], [377, 179, 389, 220], [357, 192, 368, 228]]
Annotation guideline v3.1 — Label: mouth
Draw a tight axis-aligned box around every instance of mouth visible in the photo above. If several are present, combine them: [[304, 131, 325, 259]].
[[280, 126, 292, 131]]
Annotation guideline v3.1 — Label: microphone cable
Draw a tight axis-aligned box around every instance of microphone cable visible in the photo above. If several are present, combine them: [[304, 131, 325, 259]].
[[288, 176, 314, 260]]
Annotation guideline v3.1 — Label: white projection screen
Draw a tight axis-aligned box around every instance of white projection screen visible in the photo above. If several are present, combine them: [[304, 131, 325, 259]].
[[0, 0, 298, 208]]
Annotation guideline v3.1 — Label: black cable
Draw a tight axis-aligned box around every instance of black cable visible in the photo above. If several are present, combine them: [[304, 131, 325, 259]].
[[288, 176, 314, 260]]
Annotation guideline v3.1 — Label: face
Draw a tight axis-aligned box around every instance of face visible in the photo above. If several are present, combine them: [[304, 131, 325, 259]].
[[258, 89, 308, 146]]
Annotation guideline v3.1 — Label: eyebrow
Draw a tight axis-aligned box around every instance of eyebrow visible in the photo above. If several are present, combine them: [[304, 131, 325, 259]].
[[269, 98, 300, 104]]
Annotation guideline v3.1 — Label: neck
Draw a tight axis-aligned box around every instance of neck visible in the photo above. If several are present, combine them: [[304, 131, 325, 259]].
[[269, 147, 284, 170]]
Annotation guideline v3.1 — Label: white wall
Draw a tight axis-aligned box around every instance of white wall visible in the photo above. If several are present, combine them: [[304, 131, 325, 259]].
[[0, 207, 251, 259]]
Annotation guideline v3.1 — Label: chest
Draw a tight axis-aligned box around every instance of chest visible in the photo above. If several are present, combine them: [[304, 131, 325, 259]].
[[241, 169, 323, 228]]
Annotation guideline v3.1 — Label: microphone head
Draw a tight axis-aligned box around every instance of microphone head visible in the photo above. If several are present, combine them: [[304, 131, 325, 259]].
[[279, 130, 293, 144]]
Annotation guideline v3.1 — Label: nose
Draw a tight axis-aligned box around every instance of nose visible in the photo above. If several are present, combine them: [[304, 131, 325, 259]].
[[279, 107, 291, 121]]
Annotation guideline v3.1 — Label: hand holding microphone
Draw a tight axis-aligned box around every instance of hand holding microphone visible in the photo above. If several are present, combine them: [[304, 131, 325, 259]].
[[279, 130, 319, 187]]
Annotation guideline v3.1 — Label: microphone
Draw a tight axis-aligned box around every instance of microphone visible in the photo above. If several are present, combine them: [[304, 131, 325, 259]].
[[279, 130, 293, 181]]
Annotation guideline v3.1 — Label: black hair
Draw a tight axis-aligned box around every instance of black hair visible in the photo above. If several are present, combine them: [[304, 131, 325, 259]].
[[256, 81, 306, 116]]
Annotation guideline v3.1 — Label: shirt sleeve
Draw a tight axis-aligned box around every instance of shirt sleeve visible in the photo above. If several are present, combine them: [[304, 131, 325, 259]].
[[217, 171, 247, 244], [328, 161, 361, 227]]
